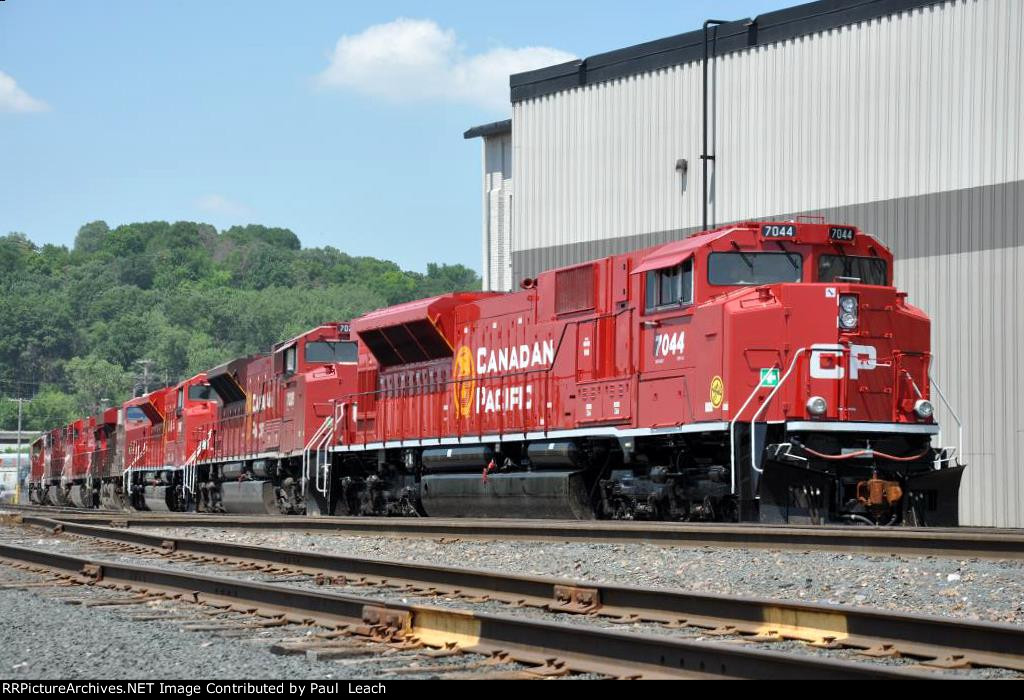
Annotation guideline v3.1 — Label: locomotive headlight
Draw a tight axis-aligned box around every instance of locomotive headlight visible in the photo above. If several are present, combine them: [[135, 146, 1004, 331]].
[[835, 292, 860, 331], [806, 396, 828, 416], [838, 294, 859, 330], [914, 399, 935, 419]]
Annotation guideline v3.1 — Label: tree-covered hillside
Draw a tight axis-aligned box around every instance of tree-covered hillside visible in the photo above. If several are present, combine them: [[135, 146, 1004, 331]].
[[0, 221, 479, 431]]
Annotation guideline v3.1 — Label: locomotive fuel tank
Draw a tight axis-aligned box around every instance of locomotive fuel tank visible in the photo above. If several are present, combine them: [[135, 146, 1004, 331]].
[[142, 485, 174, 512], [220, 481, 278, 514], [421, 446, 495, 472], [421, 471, 594, 519]]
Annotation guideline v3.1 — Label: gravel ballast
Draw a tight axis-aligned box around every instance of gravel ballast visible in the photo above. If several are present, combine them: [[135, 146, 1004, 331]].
[[0, 586, 330, 679], [138, 526, 1024, 625], [0, 573, 521, 680], [1, 523, 1022, 680]]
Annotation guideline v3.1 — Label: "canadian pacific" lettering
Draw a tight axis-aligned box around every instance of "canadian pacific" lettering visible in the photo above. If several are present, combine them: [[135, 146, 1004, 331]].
[[475, 340, 555, 376]]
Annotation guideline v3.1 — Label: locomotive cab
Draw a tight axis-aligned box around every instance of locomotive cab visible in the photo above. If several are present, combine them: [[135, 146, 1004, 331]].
[[156, 374, 218, 512], [198, 323, 359, 515], [628, 221, 963, 525], [121, 388, 172, 511], [50, 418, 96, 508], [93, 407, 127, 510]]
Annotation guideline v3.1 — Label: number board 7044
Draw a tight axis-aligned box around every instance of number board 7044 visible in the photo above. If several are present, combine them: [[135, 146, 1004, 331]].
[[761, 224, 796, 239], [828, 226, 856, 242]]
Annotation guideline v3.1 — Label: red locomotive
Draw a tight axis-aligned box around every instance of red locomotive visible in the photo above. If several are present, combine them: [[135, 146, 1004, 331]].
[[26, 221, 964, 525], [191, 323, 358, 514], [118, 374, 217, 511]]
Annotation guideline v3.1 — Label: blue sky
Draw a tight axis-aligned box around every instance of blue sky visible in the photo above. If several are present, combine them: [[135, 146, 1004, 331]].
[[0, 0, 781, 272]]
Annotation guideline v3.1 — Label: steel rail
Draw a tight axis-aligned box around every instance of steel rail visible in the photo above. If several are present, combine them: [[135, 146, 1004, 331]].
[[0, 539, 941, 680], [5, 504, 1023, 560], [16, 514, 1024, 672]]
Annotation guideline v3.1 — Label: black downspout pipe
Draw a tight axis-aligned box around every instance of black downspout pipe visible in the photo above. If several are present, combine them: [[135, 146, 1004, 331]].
[[702, 20, 727, 232]]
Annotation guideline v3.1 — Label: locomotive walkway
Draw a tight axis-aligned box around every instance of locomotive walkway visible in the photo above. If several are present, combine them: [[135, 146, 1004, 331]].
[[1, 513, 1021, 678]]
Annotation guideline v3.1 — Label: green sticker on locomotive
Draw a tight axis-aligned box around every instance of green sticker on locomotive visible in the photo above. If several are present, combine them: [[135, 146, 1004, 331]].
[[759, 368, 780, 387]]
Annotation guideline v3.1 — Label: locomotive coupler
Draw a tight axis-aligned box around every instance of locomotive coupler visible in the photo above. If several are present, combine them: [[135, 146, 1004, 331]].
[[855, 470, 903, 521]]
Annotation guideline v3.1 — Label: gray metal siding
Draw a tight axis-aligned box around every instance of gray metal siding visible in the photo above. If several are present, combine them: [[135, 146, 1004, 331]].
[[502, 0, 1024, 526], [480, 133, 513, 291], [512, 0, 1022, 254]]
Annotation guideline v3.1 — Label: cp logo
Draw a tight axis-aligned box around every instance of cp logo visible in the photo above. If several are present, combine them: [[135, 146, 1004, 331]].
[[809, 344, 877, 380], [452, 346, 476, 418]]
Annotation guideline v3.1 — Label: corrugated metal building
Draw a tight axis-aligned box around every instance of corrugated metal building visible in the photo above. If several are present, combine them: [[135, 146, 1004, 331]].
[[466, 0, 1023, 527]]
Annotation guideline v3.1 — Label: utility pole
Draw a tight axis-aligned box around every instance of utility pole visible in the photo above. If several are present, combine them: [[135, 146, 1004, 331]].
[[6, 397, 30, 502], [135, 359, 155, 396]]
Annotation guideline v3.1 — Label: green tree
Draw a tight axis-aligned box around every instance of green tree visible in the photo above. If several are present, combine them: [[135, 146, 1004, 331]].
[[65, 355, 132, 414], [0, 220, 481, 433], [0, 399, 19, 431], [418, 263, 481, 297], [73, 221, 110, 255], [223, 224, 300, 251], [25, 387, 79, 431]]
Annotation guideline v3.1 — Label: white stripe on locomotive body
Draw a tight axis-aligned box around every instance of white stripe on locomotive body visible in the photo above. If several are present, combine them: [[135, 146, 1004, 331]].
[[327, 420, 935, 453], [785, 421, 939, 435], [134, 421, 938, 464]]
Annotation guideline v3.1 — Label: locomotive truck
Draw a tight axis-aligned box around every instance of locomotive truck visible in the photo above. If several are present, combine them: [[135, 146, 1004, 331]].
[[28, 221, 965, 525]]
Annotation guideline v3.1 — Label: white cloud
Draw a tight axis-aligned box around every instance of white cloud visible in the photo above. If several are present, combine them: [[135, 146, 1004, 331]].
[[196, 194, 250, 219], [0, 70, 48, 113], [316, 18, 574, 111]]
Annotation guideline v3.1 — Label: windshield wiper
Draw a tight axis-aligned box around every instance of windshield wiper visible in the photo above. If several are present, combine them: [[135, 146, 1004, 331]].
[[730, 241, 755, 270], [774, 241, 801, 270]]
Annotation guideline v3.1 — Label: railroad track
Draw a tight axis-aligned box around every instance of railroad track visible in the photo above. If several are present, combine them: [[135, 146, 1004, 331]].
[[2, 514, 1023, 679], [4, 503, 1024, 559]]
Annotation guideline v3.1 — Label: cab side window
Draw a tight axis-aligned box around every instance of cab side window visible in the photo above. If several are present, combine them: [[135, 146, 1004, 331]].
[[645, 259, 693, 312]]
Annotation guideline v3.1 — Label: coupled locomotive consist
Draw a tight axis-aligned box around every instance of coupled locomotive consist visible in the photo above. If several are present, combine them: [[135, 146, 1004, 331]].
[[27, 221, 965, 525]]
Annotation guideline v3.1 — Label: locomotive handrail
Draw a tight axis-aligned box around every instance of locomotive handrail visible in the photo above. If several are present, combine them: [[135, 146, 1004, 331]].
[[314, 417, 334, 496], [748, 348, 809, 475], [301, 414, 334, 498], [728, 347, 808, 495], [180, 427, 212, 499], [928, 371, 963, 465]]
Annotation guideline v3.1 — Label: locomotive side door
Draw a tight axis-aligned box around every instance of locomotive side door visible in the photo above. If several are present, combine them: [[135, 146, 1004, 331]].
[[635, 256, 700, 427], [277, 344, 299, 453], [164, 387, 184, 466]]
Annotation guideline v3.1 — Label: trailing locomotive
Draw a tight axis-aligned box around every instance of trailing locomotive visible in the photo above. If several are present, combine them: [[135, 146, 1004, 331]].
[[27, 221, 965, 525]]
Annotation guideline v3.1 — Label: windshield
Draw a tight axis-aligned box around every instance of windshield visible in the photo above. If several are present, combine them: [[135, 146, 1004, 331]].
[[187, 384, 215, 401], [305, 341, 358, 364], [125, 407, 146, 421], [818, 255, 888, 285], [708, 252, 803, 286]]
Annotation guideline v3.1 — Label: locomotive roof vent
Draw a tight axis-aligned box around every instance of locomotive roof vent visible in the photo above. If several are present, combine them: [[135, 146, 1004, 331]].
[[360, 320, 451, 367], [353, 292, 499, 368], [555, 264, 596, 315], [206, 355, 259, 404]]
